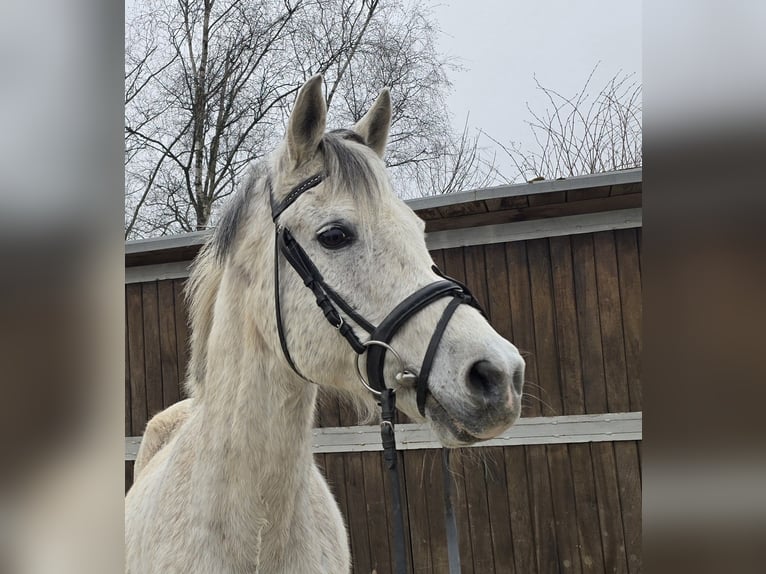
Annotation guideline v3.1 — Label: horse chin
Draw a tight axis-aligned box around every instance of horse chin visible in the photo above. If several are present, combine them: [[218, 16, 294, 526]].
[[425, 398, 484, 447], [425, 394, 520, 448]]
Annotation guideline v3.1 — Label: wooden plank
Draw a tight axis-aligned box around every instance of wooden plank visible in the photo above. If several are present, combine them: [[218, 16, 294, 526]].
[[448, 452, 475, 574], [566, 185, 611, 202], [482, 447, 515, 574], [126, 283, 148, 434], [528, 189, 567, 206], [527, 238, 563, 416], [546, 443, 583, 574], [526, 444, 559, 573], [442, 247, 467, 283], [422, 450, 449, 573], [141, 282, 165, 419], [567, 443, 606, 573], [461, 453, 496, 573], [430, 249, 446, 271], [173, 279, 189, 395], [463, 245, 489, 309], [125, 294, 132, 436], [361, 451, 393, 574], [504, 445, 536, 574], [614, 441, 642, 574], [609, 181, 642, 197], [126, 413, 643, 458], [158, 280, 181, 408], [549, 236, 586, 415], [590, 442, 629, 573], [483, 243, 513, 340], [323, 452, 351, 561], [593, 232, 630, 412], [344, 452, 373, 574], [506, 242, 540, 417], [571, 235, 608, 413], [402, 450, 433, 572], [615, 229, 643, 411]]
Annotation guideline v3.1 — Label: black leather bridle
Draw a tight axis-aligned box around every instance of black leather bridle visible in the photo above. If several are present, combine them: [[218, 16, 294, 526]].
[[270, 173, 482, 574]]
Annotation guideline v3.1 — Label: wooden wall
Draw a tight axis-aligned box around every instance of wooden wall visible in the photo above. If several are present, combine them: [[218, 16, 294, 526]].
[[125, 228, 642, 574]]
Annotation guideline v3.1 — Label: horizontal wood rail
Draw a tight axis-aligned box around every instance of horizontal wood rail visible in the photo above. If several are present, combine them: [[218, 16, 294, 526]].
[[125, 411, 641, 460]]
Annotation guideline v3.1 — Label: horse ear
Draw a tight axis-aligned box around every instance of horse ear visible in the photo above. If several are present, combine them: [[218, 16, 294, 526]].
[[287, 75, 327, 167], [353, 88, 391, 158]]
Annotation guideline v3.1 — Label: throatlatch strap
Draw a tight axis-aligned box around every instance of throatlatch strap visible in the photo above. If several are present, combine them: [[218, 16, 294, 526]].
[[273, 228, 315, 384]]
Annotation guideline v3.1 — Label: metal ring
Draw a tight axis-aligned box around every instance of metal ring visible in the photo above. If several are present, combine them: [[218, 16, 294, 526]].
[[354, 340, 415, 396]]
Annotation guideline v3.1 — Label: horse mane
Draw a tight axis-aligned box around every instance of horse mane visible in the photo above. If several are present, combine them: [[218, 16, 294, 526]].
[[183, 129, 389, 396]]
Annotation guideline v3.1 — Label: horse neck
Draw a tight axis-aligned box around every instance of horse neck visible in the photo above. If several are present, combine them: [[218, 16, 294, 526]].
[[190, 265, 318, 544]]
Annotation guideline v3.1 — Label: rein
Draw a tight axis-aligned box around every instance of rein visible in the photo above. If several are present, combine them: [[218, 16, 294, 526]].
[[270, 173, 481, 574]]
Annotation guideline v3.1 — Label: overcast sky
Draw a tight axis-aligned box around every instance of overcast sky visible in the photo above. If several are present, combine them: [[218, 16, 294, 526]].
[[431, 0, 642, 181]]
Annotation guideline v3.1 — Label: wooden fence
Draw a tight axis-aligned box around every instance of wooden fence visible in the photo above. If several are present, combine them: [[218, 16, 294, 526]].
[[125, 169, 642, 574]]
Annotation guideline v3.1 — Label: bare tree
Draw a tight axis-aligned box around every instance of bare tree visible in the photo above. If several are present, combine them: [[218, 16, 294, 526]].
[[484, 66, 642, 183], [125, 0, 492, 237]]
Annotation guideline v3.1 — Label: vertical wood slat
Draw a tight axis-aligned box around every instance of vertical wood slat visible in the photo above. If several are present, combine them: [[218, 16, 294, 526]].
[[125, 291, 132, 436], [422, 449, 449, 573], [546, 444, 583, 574], [504, 446, 536, 574], [568, 443, 606, 573], [593, 232, 630, 412], [571, 235, 608, 414], [484, 243, 513, 341], [126, 283, 147, 435], [482, 447, 515, 574], [173, 279, 189, 395], [402, 451, 433, 573], [506, 242, 540, 417], [614, 441, 642, 574], [549, 236, 586, 415], [527, 238, 563, 416], [141, 282, 164, 420], [448, 453, 475, 574], [158, 280, 181, 408], [615, 229, 642, 411], [361, 451, 392, 574], [591, 443, 629, 573], [461, 452, 497, 574], [526, 444, 559, 573], [345, 452, 373, 574]]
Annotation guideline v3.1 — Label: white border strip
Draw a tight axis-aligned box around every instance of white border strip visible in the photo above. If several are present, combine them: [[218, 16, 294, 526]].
[[126, 261, 192, 284], [125, 209, 642, 283], [425, 208, 642, 251], [125, 411, 641, 459]]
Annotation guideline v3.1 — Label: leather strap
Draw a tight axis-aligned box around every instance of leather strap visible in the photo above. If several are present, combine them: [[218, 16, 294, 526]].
[[416, 297, 463, 415]]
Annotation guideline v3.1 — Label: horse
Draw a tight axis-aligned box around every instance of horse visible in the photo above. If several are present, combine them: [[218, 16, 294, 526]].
[[125, 75, 525, 573]]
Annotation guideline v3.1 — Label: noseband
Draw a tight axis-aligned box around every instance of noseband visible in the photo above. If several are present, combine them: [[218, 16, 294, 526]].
[[270, 173, 484, 415]]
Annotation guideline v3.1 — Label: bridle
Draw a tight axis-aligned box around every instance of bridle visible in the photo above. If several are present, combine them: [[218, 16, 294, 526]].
[[270, 172, 482, 574]]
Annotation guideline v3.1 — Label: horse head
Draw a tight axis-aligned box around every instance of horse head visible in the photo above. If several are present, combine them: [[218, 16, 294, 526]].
[[206, 75, 525, 447]]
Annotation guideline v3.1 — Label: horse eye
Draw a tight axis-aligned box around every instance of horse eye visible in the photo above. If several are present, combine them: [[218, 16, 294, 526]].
[[317, 226, 354, 249]]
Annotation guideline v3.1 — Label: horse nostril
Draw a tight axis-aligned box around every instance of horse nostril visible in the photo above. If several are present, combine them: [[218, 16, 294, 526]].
[[467, 360, 505, 396]]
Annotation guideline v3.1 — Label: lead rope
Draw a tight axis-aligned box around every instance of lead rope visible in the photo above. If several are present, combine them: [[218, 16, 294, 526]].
[[380, 389, 408, 574]]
